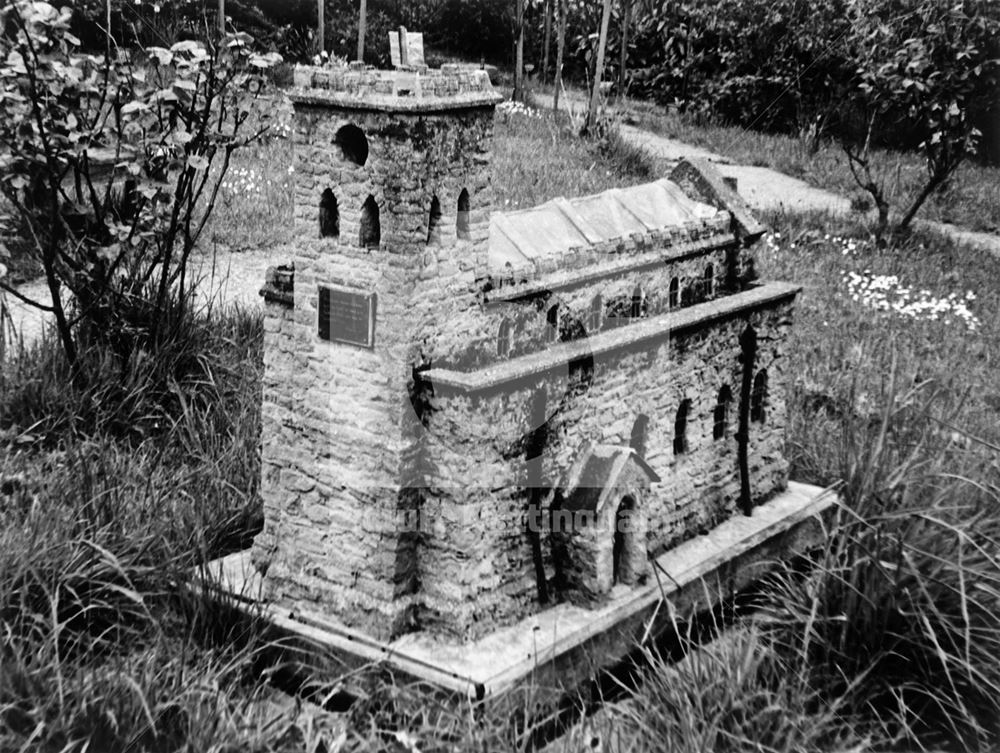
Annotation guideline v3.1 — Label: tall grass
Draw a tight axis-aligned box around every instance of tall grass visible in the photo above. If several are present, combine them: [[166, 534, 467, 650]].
[[0, 301, 277, 752], [3, 92, 999, 750]]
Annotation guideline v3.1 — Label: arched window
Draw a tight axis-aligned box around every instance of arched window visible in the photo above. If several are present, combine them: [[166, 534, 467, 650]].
[[668, 277, 679, 309], [613, 495, 638, 585], [456, 188, 471, 240], [319, 188, 339, 238], [359, 194, 380, 247], [704, 264, 715, 297], [335, 124, 368, 166], [630, 285, 646, 319], [751, 370, 768, 423], [587, 294, 603, 333], [713, 384, 732, 440], [497, 317, 513, 358], [673, 399, 692, 455], [629, 414, 649, 457], [546, 304, 560, 343], [426, 194, 442, 245]]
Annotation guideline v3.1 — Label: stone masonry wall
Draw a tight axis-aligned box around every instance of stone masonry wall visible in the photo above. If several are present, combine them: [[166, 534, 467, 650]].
[[252, 100, 499, 641], [431, 246, 741, 373], [416, 298, 795, 638]]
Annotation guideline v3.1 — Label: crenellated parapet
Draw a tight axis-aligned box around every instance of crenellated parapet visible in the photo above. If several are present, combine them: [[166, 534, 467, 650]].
[[291, 63, 503, 112]]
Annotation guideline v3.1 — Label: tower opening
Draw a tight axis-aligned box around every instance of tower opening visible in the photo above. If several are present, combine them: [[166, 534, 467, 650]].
[[668, 277, 679, 308], [360, 195, 380, 247], [335, 124, 369, 166], [319, 188, 339, 238], [427, 194, 442, 245], [704, 263, 715, 298], [456, 188, 471, 240]]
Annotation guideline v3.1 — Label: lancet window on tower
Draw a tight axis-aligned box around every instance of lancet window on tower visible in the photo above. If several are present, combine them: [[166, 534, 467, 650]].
[[427, 194, 442, 245], [319, 188, 339, 238], [457, 188, 471, 240], [360, 195, 380, 247]]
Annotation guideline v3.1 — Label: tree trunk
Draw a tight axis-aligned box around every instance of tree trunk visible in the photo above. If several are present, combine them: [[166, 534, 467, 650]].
[[617, 0, 631, 98], [217, 0, 225, 36], [552, 0, 567, 109], [541, 0, 553, 85], [585, 0, 613, 133], [357, 0, 367, 62], [513, 0, 525, 102], [317, 0, 325, 55]]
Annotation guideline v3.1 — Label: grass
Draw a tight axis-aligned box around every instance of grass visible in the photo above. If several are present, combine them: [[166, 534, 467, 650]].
[[3, 96, 1000, 750], [623, 102, 1000, 234]]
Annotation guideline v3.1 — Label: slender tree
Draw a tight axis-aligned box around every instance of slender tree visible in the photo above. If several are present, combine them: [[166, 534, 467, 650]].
[[552, 0, 567, 110], [586, 0, 613, 132], [541, 0, 553, 84], [357, 0, 367, 62], [513, 0, 525, 101], [218, 0, 225, 35], [617, 0, 631, 98], [317, 0, 325, 55]]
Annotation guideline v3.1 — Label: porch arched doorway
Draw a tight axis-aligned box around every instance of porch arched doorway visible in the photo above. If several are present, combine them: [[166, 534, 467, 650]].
[[613, 494, 641, 585]]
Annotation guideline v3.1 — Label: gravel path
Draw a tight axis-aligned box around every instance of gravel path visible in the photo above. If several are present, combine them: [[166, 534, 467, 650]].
[[618, 122, 1000, 258], [2, 247, 278, 348]]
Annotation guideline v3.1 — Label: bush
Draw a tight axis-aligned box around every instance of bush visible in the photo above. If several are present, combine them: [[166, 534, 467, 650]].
[[617, 0, 1000, 161], [0, 2, 280, 375]]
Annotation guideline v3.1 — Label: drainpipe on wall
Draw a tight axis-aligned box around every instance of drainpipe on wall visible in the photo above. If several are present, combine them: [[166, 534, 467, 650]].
[[737, 324, 757, 516]]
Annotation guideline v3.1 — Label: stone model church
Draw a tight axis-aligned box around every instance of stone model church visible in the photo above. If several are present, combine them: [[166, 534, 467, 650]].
[[252, 60, 800, 644]]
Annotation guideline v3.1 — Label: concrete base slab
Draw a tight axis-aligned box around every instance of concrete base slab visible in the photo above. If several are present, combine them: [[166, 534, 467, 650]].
[[208, 481, 836, 703]]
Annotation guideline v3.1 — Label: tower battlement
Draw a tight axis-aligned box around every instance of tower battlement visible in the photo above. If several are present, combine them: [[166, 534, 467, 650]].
[[291, 63, 503, 112]]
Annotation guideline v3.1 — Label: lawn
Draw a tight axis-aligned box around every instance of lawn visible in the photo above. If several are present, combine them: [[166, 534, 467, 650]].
[[2, 101, 999, 751]]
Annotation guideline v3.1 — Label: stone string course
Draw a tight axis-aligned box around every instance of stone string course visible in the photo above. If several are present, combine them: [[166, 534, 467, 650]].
[[251, 65, 800, 642]]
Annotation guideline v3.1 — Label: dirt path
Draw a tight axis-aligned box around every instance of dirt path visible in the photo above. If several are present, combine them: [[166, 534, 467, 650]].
[[2, 247, 276, 348], [617, 122, 1000, 258]]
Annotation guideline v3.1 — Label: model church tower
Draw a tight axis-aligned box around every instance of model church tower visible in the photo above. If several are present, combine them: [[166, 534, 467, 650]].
[[253, 57, 800, 643]]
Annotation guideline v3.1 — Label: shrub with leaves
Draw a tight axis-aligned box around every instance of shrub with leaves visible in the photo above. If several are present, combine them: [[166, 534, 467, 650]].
[[838, 0, 1000, 240], [0, 1, 279, 374]]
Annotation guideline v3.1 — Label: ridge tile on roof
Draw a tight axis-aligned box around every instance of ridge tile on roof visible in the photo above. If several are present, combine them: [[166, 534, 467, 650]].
[[488, 178, 724, 274]]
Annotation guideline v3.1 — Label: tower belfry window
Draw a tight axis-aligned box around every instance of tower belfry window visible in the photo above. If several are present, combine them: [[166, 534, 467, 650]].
[[360, 195, 380, 247], [335, 124, 369, 166], [457, 188, 471, 240], [668, 277, 679, 308], [319, 188, 339, 238], [704, 263, 715, 297], [427, 194, 442, 245]]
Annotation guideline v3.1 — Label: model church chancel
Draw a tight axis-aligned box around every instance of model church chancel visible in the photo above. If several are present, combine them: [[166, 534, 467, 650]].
[[250, 55, 805, 658]]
